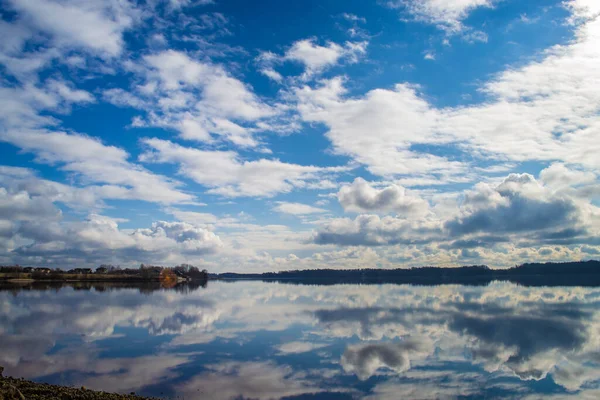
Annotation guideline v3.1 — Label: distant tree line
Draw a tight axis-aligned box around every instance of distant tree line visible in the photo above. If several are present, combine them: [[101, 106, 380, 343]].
[[212, 260, 600, 287], [0, 263, 209, 283]]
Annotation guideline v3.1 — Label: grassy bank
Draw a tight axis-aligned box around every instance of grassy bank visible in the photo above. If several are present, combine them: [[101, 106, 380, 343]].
[[0, 368, 156, 400]]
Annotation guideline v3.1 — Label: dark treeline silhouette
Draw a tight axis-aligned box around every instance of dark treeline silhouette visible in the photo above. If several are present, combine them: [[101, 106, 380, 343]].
[[212, 260, 600, 287]]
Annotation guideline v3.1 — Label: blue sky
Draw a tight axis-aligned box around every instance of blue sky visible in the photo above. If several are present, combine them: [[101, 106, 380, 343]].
[[0, 0, 599, 271]]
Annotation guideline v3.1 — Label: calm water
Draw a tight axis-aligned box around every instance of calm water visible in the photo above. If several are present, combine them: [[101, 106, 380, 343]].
[[2, 280, 600, 399]]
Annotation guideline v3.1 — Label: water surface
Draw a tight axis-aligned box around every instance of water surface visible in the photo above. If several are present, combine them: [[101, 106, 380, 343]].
[[2, 280, 599, 399]]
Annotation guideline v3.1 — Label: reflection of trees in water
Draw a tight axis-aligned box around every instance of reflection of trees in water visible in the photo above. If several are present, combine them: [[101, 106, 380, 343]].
[[0, 279, 207, 295]]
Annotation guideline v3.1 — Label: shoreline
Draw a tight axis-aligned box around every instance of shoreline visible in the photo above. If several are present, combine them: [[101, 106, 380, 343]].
[[0, 369, 157, 400]]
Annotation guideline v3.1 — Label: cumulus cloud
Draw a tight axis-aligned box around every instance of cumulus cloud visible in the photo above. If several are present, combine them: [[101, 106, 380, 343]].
[[338, 178, 429, 217], [0, 182, 222, 267], [540, 163, 598, 195], [313, 168, 598, 252], [445, 173, 583, 237], [13, 215, 222, 267], [312, 214, 443, 246]]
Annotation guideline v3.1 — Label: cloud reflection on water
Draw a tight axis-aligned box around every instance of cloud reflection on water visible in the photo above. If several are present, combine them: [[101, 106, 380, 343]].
[[2, 281, 600, 398]]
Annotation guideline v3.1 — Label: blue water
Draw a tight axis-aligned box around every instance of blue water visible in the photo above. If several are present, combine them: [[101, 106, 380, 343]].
[[1, 281, 599, 399]]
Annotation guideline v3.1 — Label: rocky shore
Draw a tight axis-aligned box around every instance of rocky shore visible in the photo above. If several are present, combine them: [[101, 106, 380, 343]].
[[0, 367, 156, 400]]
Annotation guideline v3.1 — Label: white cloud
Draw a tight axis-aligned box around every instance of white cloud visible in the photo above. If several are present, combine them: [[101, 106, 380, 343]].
[[46, 79, 95, 103], [0, 19, 31, 55], [463, 29, 488, 43], [445, 173, 587, 237], [285, 38, 368, 78], [296, 11, 600, 178], [565, 0, 600, 22], [0, 130, 195, 205], [273, 202, 328, 215], [312, 213, 443, 247], [540, 163, 598, 193], [256, 39, 368, 82], [296, 77, 466, 177], [199, 73, 274, 121], [313, 168, 600, 253], [168, 0, 214, 11], [260, 67, 284, 83], [0, 171, 227, 266], [8, 0, 141, 56], [103, 88, 148, 109], [116, 50, 278, 148], [0, 187, 61, 222], [256, 51, 284, 82], [0, 0, 598, 269], [0, 79, 95, 129], [140, 138, 348, 198], [0, 47, 60, 81], [387, 0, 495, 33], [338, 178, 430, 217], [12, 214, 222, 267], [342, 13, 367, 23], [168, 210, 218, 227], [0, 166, 117, 210], [143, 50, 273, 121]]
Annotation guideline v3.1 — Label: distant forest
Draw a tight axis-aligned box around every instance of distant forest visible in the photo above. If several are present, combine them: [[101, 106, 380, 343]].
[[212, 260, 600, 287]]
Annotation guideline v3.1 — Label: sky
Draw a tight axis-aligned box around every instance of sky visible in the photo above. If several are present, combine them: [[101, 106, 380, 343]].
[[0, 0, 599, 272]]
